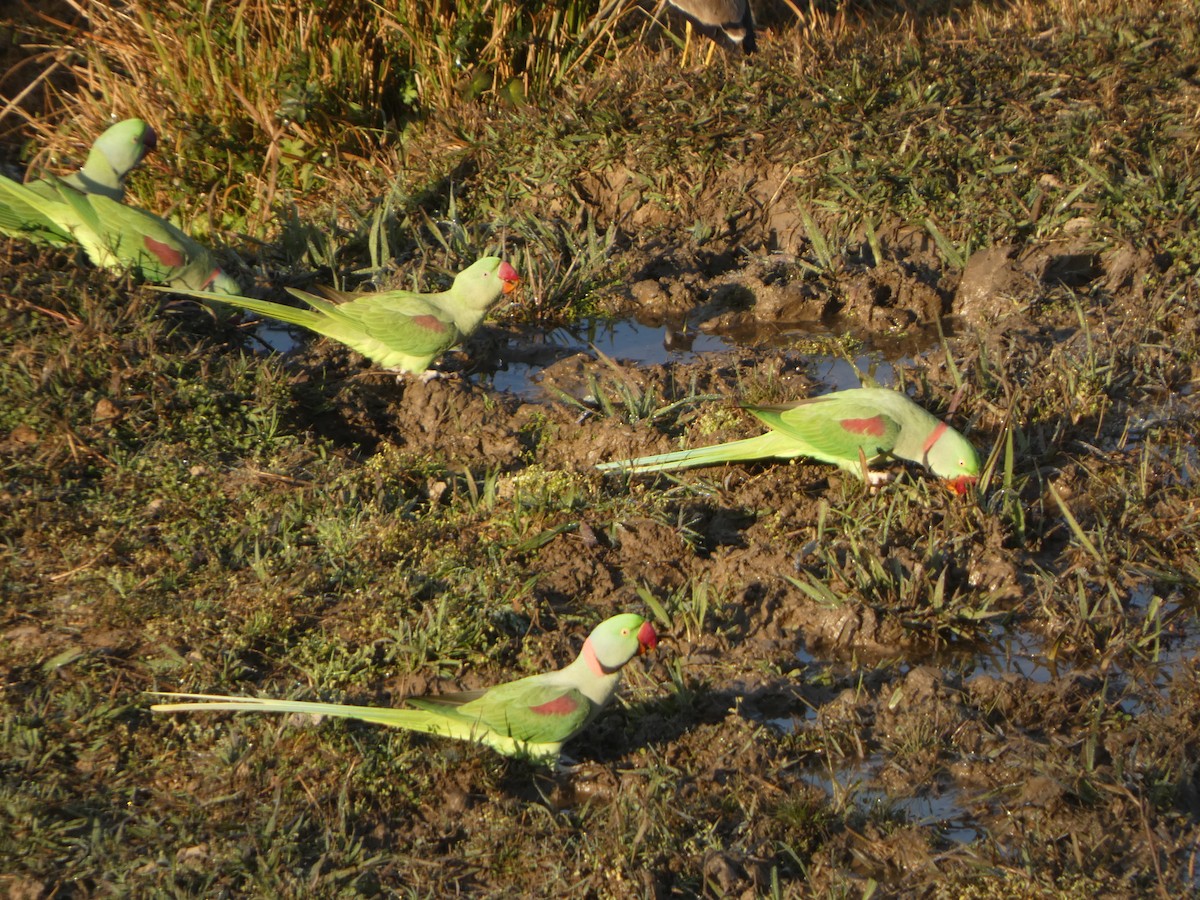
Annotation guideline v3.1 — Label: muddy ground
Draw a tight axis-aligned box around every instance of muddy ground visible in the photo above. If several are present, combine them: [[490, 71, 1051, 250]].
[[3, 2, 1200, 898]]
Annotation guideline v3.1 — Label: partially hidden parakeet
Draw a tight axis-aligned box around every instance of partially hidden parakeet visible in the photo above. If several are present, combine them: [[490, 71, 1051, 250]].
[[0, 170, 240, 293], [150, 613, 657, 764], [154, 257, 520, 374], [0, 118, 156, 246], [597, 387, 980, 493]]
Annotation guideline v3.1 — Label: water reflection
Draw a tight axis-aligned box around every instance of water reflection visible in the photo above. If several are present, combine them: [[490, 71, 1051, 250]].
[[801, 760, 983, 845], [489, 317, 905, 399]]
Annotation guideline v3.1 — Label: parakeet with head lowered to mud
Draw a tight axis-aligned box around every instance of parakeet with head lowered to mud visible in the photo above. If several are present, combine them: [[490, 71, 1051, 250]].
[[597, 387, 980, 493], [150, 613, 657, 764], [0, 118, 157, 246], [154, 256, 520, 374]]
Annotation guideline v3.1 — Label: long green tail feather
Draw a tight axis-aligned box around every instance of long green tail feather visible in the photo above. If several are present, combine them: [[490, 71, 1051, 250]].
[[596, 431, 800, 473], [148, 692, 561, 762], [284, 288, 343, 316], [157, 289, 331, 332], [202, 293, 331, 331]]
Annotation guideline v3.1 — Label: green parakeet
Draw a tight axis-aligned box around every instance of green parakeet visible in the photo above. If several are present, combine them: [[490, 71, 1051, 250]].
[[598, 387, 980, 493], [150, 614, 657, 764], [0, 171, 240, 293], [0, 118, 156, 245], [154, 257, 520, 374]]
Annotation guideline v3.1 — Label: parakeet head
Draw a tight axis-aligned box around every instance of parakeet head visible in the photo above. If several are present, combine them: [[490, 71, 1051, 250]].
[[91, 118, 157, 174], [452, 256, 520, 308], [922, 422, 981, 494], [205, 269, 243, 295], [587, 614, 658, 672]]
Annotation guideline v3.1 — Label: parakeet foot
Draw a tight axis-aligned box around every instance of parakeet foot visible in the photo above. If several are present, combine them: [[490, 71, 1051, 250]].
[[555, 753, 580, 773]]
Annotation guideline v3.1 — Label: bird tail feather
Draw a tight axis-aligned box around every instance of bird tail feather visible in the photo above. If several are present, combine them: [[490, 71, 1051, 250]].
[[152, 288, 330, 332], [596, 432, 794, 474], [285, 287, 345, 316], [147, 692, 560, 761]]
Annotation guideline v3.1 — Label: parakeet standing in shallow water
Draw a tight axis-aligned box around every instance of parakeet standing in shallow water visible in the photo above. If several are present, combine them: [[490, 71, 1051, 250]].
[[597, 387, 980, 493], [0, 118, 156, 245], [150, 613, 657, 764], [0, 172, 239, 293], [154, 257, 520, 374]]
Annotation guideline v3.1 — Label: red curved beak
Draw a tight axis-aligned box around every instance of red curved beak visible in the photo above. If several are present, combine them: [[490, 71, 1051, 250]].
[[498, 261, 520, 295], [637, 620, 658, 655], [948, 476, 977, 496]]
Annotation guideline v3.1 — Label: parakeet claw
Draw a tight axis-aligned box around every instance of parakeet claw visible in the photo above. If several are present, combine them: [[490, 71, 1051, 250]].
[[555, 754, 580, 772]]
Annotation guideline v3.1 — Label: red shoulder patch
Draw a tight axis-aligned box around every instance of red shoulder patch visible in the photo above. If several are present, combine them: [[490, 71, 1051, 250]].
[[412, 314, 448, 333], [143, 235, 185, 268], [839, 416, 887, 436], [922, 421, 949, 454], [529, 694, 580, 717]]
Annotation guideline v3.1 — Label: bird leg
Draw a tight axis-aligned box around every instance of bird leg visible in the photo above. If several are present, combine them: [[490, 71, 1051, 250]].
[[859, 448, 892, 492], [857, 447, 872, 483]]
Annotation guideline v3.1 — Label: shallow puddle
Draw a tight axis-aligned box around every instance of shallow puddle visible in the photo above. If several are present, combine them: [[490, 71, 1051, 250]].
[[489, 318, 733, 398], [249, 312, 906, 397], [1114, 583, 1200, 713], [779, 609, 1200, 851], [488, 317, 902, 399], [950, 624, 1057, 683], [801, 760, 984, 845]]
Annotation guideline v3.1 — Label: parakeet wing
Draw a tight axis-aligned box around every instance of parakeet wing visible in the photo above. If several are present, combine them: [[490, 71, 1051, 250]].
[[411, 680, 594, 745], [751, 395, 903, 463]]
